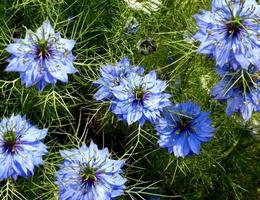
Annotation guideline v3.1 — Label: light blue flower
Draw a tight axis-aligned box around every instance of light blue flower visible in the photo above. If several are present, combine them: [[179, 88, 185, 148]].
[[212, 66, 260, 121], [155, 102, 215, 158], [93, 57, 144, 101], [6, 20, 78, 91], [111, 71, 171, 125], [55, 141, 127, 200], [0, 114, 47, 180], [194, 0, 260, 70]]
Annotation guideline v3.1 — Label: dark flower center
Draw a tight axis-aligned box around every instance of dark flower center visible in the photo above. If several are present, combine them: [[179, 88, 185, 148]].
[[135, 88, 144, 101], [37, 39, 50, 59], [178, 116, 191, 132], [4, 130, 17, 152], [226, 18, 243, 36], [82, 166, 96, 183], [114, 77, 120, 86]]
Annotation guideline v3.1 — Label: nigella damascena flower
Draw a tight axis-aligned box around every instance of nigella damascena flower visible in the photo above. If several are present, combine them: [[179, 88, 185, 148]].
[[6, 20, 78, 91], [155, 102, 215, 158], [55, 141, 127, 200], [93, 57, 144, 101], [0, 114, 47, 180], [211, 66, 260, 121], [194, 0, 260, 70], [111, 71, 172, 125]]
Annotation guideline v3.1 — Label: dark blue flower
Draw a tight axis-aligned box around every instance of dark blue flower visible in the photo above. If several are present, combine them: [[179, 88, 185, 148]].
[[155, 102, 215, 158], [212, 66, 260, 121], [194, 0, 260, 70], [93, 57, 144, 101], [55, 141, 127, 200], [111, 71, 172, 125], [0, 114, 48, 180], [6, 20, 78, 91]]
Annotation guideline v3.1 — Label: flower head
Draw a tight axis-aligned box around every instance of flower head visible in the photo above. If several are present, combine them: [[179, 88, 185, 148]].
[[0, 114, 47, 180], [93, 57, 144, 101], [155, 102, 215, 158], [6, 20, 78, 91], [55, 141, 127, 200], [111, 71, 171, 125], [194, 0, 260, 70], [211, 66, 260, 121]]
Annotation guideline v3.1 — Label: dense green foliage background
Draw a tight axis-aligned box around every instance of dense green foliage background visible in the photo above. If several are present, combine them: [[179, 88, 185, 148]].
[[0, 0, 259, 199]]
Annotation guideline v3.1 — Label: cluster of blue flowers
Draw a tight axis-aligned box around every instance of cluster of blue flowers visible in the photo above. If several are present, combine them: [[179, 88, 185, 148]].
[[1, 0, 259, 199], [2, 21, 126, 200], [0, 113, 125, 200], [94, 57, 172, 125], [94, 58, 215, 157], [194, 0, 260, 121]]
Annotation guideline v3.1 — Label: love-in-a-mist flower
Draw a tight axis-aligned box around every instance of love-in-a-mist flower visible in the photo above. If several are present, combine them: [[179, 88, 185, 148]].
[[155, 102, 215, 158], [6, 20, 78, 91], [211, 66, 260, 121], [0, 114, 47, 180], [55, 141, 127, 200], [111, 71, 171, 125], [194, 0, 260, 70], [93, 57, 144, 101]]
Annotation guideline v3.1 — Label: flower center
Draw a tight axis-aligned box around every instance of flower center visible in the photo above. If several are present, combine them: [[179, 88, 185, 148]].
[[226, 18, 243, 36], [135, 88, 144, 101], [178, 117, 191, 132], [114, 77, 120, 86], [82, 166, 96, 183], [37, 39, 50, 59], [4, 130, 17, 151]]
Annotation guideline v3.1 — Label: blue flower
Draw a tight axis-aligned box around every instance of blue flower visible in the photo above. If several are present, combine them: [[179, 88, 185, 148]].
[[6, 20, 78, 91], [212, 66, 260, 121], [93, 57, 144, 101], [55, 141, 127, 200], [194, 0, 260, 70], [0, 114, 48, 180], [111, 71, 172, 125], [155, 102, 215, 158]]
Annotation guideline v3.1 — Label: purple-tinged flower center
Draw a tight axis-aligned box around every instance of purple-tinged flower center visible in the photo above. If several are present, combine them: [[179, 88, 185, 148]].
[[135, 88, 145, 101], [37, 39, 50, 59], [113, 77, 120, 86], [178, 116, 191, 132], [226, 18, 243, 36], [3, 130, 17, 152], [81, 166, 97, 184]]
